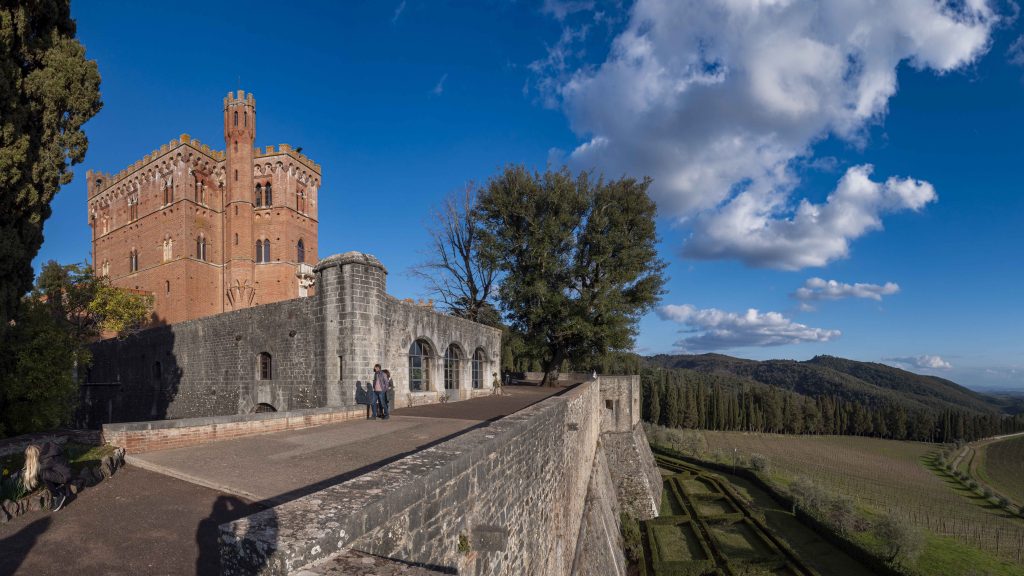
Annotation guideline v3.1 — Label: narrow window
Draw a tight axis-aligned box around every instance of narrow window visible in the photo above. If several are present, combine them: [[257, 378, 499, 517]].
[[165, 280, 170, 294], [256, 240, 263, 263], [234, 110, 238, 126], [472, 348, 485, 389], [263, 240, 271, 262], [234, 232, 239, 245], [297, 239, 305, 263], [234, 169, 238, 181], [265, 183, 273, 206], [255, 184, 263, 207], [234, 140, 238, 153], [338, 356, 343, 381], [244, 111, 247, 127], [258, 352, 272, 380], [444, 345, 461, 390]]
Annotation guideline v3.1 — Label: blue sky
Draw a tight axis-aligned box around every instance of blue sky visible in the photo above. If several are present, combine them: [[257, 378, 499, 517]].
[[36, 1, 1024, 390]]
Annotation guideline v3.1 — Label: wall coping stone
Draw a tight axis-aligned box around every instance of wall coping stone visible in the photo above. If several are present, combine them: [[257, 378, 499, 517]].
[[313, 251, 386, 274], [103, 405, 361, 434]]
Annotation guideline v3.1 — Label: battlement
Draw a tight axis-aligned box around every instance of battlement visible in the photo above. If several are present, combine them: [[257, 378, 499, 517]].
[[254, 143, 322, 173], [87, 134, 225, 198], [223, 90, 255, 106]]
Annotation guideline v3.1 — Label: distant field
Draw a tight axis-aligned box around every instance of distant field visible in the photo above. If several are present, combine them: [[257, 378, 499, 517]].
[[697, 431, 1024, 569], [979, 435, 1024, 505]]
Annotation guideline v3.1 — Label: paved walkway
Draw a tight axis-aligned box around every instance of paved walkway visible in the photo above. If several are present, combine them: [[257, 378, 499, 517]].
[[0, 385, 567, 575], [130, 385, 566, 505], [0, 466, 263, 576]]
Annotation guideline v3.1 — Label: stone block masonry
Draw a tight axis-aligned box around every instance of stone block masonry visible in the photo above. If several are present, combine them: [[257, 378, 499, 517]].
[[82, 251, 501, 426], [219, 377, 661, 576]]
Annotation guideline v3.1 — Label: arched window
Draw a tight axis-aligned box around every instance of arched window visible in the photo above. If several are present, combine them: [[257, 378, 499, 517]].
[[162, 237, 173, 261], [258, 352, 272, 380], [263, 240, 270, 262], [101, 260, 109, 277], [297, 239, 305, 263], [129, 249, 139, 273], [444, 344, 462, 390], [255, 184, 263, 207], [265, 183, 273, 206], [234, 110, 238, 126], [409, 339, 433, 391], [196, 236, 207, 261], [165, 280, 170, 293], [472, 348, 486, 389], [256, 240, 263, 263]]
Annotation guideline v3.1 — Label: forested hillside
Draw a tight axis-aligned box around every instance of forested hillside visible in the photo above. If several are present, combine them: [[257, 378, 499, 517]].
[[641, 354, 1024, 442]]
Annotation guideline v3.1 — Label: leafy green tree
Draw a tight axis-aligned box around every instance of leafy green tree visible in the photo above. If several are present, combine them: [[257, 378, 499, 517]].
[[0, 263, 151, 436], [873, 516, 924, 567], [477, 166, 666, 384], [0, 1, 102, 332], [0, 297, 80, 436]]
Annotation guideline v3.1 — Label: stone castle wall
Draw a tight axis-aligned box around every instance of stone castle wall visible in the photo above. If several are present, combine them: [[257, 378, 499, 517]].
[[220, 377, 661, 576], [82, 251, 501, 427]]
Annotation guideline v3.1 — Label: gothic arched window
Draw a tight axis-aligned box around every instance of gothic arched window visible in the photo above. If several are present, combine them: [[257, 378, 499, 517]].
[[263, 240, 270, 262], [234, 110, 238, 126], [196, 236, 207, 261], [255, 184, 263, 207], [297, 239, 305, 263], [129, 249, 139, 273], [256, 240, 263, 263], [265, 183, 273, 206]]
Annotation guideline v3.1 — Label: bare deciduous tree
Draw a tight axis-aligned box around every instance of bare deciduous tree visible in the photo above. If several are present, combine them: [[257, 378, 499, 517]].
[[412, 184, 500, 326]]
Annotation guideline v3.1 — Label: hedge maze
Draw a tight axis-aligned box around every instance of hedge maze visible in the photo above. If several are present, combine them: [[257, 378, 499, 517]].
[[642, 454, 819, 576]]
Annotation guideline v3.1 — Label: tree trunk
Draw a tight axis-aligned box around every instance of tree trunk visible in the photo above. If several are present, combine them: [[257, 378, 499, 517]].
[[541, 348, 565, 387]]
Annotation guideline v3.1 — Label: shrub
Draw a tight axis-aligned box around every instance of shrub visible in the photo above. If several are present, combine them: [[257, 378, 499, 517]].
[[750, 453, 770, 474], [874, 515, 924, 567]]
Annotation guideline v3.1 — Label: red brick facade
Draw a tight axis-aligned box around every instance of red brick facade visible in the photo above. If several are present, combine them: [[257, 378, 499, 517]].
[[86, 91, 320, 325]]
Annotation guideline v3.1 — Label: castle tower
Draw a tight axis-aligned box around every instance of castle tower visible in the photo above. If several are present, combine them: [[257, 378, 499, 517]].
[[314, 252, 388, 407], [224, 90, 257, 308]]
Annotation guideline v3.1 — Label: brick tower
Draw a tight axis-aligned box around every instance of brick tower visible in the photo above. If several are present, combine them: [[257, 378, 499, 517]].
[[224, 91, 257, 309], [86, 91, 321, 326]]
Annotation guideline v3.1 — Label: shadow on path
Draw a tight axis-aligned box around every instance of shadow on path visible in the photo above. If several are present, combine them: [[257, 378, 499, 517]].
[[0, 516, 51, 576]]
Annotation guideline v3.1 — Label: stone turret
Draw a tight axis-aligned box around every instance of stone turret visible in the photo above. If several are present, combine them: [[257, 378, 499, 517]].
[[314, 252, 388, 406]]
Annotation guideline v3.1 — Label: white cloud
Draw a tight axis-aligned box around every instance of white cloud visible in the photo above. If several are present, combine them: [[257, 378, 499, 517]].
[[658, 304, 840, 351], [432, 73, 448, 96], [542, 0, 595, 21], [392, 0, 406, 24], [885, 355, 953, 370], [541, 0, 997, 269], [793, 277, 900, 304]]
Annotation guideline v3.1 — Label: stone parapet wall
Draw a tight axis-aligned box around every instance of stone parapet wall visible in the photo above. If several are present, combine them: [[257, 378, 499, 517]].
[[103, 405, 366, 454], [219, 376, 659, 576], [220, 380, 604, 575]]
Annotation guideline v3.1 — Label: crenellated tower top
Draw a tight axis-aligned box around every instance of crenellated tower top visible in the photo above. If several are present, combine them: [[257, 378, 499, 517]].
[[224, 90, 255, 145]]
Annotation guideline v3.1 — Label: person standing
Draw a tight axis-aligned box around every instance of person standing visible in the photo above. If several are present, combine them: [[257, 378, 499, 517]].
[[371, 364, 390, 420], [23, 442, 71, 512]]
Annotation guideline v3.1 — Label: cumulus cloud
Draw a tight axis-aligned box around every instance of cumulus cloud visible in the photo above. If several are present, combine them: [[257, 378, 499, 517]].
[[658, 304, 841, 351], [885, 355, 953, 370], [542, 0, 997, 269], [793, 277, 900, 304]]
